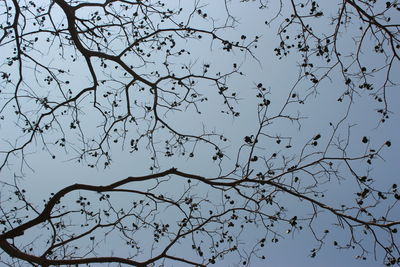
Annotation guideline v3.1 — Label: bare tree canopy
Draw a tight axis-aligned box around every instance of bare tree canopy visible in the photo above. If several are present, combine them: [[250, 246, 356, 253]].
[[0, 0, 399, 266]]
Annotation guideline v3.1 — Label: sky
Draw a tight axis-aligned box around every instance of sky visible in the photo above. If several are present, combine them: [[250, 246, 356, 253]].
[[0, 0, 399, 266]]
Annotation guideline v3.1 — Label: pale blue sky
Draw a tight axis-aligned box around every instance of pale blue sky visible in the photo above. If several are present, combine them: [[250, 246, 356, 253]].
[[0, 0, 399, 266]]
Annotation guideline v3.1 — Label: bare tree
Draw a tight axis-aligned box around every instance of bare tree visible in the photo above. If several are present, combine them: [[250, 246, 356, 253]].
[[0, 0, 399, 266]]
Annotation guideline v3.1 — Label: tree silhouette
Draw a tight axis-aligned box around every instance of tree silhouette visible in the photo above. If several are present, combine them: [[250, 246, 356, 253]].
[[0, 0, 399, 266]]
